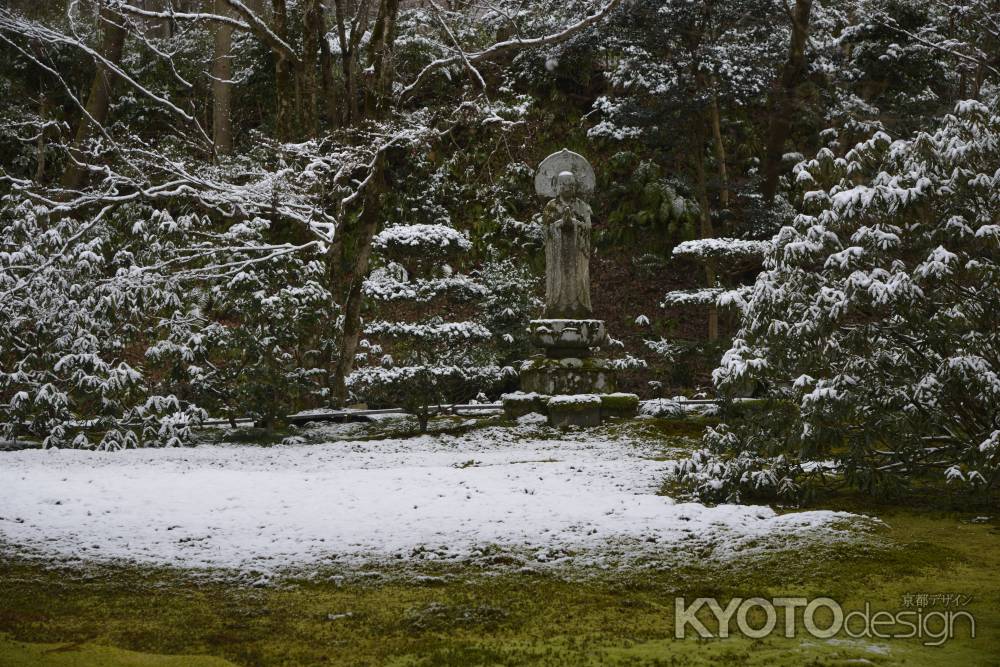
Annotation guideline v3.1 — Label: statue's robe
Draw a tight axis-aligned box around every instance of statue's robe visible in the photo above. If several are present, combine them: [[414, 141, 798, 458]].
[[542, 196, 593, 319]]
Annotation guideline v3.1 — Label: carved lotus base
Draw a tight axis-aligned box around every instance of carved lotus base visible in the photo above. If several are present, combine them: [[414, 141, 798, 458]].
[[528, 319, 607, 358]]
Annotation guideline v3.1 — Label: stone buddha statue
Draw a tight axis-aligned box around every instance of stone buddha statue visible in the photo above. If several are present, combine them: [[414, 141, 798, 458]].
[[503, 148, 639, 425], [535, 151, 596, 319]]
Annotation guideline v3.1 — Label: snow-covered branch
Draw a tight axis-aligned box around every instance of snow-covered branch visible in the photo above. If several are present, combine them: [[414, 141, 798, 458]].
[[399, 0, 625, 99]]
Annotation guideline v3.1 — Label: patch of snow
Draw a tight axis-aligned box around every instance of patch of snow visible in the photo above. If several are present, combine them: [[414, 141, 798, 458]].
[[501, 391, 546, 401], [662, 286, 753, 309], [547, 394, 602, 407], [0, 428, 864, 574], [639, 399, 718, 418], [363, 320, 492, 341], [823, 638, 891, 655], [363, 273, 487, 302], [672, 238, 772, 260], [372, 224, 470, 252], [515, 413, 548, 426], [639, 399, 684, 417]]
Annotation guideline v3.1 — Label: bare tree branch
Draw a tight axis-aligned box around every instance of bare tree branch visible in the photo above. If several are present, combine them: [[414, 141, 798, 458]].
[[0, 9, 213, 149], [222, 0, 300, 65], [874, 14, 1000, 80], [399, 0, 625, 100], [117, 3, 250, 31]]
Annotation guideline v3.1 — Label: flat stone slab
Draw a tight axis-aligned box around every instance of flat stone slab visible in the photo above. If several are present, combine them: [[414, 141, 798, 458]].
[[547, 394, 602, 428], [502, 391, 640, 423], [500, 391, 549, 418], [598, 392, 640, 418]]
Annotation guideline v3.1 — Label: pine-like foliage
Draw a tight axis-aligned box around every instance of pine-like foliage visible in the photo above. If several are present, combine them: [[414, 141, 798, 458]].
[[0, 199, 205, 449], [347, 224, 508, 431], [661, 238, 771, 310], [676, 99, 1000, 500]]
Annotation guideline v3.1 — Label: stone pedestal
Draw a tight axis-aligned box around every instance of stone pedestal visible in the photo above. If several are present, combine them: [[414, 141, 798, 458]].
[[522, 318, 612, 397], [503, 317, 637, 425], [528, 319, 606, 357], [506, 149, 638, 427]]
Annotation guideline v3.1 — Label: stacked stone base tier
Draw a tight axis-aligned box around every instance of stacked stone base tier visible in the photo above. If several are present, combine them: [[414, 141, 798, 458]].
[[501, 391, 639, 427], [519, 355, 616, 395], [511, 318, 637, 426]]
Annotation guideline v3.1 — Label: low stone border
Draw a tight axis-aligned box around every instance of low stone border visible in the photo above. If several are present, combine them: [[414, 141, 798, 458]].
[[501, 391, 639, 426]]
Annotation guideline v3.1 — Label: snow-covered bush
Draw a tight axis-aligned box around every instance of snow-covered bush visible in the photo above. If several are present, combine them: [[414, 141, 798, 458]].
[[371, 223, 472, 274], [647, 237, 768, 391], [661, 237, 770, 317], [348, 224, 507, 431], [0, 188, 338, 444], [474, 254, 542, 367], [146, 220, 337, 430], [672, 447, 806, 504], [0, 198, 204, 448], [693, 99, 1000, 498]]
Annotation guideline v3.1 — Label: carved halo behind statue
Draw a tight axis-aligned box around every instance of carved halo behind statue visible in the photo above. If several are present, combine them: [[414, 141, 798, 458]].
[[534, 148, 596, 199]]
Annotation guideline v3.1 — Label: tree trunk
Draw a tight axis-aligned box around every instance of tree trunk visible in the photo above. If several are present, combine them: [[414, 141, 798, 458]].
[[973, 61, 986, 99], [692, 120, 719, 342], [141, 0, 172, 38], [330, 159, 386, 405], [332, 0, 372, 126], [271, 0, 296, 141], [709, 90, 729, 211], [34, 94, 49, 182], [61, 2, 127, 190], [211, 0, 234, 156], [761, 0, 813, 204], [341, 51, 357, 125], [331, 0, 353, 125], [301, 0, 323, 137], [363, 0, 400, 119], [318, 4, 339, 129]]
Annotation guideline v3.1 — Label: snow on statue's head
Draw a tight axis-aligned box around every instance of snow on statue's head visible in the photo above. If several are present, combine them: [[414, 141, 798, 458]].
[[554, 170, 578, 199]]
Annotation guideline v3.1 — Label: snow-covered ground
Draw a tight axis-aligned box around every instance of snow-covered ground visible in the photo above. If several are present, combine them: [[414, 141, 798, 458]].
[[0, 420, 865, 574]]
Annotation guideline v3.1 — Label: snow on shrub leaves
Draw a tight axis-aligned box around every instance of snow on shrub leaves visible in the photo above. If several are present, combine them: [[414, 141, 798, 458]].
[[0, 199, 205, 449], [678, 99, 1000, 500]]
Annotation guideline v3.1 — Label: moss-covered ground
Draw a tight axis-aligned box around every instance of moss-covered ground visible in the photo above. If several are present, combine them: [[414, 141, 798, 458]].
[[1, 419, 997, 666]]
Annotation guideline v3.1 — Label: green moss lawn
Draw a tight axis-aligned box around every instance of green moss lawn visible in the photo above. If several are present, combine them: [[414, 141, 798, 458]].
[[1, 419, 997, 666]]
